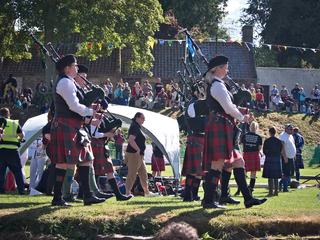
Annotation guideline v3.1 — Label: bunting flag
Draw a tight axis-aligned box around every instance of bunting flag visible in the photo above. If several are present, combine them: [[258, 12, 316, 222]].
[[159, 39, 165, 45], [147, 36, 156, 49], [178, 40, 183, 44], [97, 42, 103, 51], [108, 42, 113, 49], [167, 40, 173, 46], [24, 44, 29, 52], [87, 42, 93, 50]]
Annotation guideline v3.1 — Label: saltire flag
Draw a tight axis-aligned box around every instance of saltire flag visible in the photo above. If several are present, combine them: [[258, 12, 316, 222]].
[[186, 35, 196, 62]]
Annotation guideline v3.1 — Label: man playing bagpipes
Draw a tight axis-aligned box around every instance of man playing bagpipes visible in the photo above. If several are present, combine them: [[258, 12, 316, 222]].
[[49, 55, 105, 206]]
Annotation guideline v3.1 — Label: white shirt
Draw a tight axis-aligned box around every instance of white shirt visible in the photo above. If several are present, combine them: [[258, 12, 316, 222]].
[[90, 125, 105, 139], [210, 78, 244, 122], [279, 132, 296, 158], [56, 77, 93, 117]]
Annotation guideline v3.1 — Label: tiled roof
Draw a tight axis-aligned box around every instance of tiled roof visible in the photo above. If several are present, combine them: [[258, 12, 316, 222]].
[[0, 41, 257, 81]]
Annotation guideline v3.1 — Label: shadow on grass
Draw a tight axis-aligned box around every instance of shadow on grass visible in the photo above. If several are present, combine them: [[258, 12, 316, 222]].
[[0, 204, 61, 234], [0, 201, 47, 209]]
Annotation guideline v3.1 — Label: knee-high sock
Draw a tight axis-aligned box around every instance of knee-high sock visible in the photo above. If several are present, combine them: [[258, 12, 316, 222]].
[[249, 178, 256, 190], [62, 168, 74, 197], [233, 168, 252, 202], [78, 166, 92, 199], [220, 170, 231, 198], [273, 178, 278, 192], [203, 169, 221, 204], [295, 170, 300, 182], [89, 166, 100, 194], [268, 178, 274, 194], [192, 177, 201, 199], [184, 175, 194, 201], [53, 168, 66, 201]]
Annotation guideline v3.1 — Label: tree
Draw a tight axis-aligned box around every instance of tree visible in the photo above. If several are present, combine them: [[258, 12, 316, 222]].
[[241, 0, 320, 68], [0, 0, 163, 79], [160, 0, 228, 39]]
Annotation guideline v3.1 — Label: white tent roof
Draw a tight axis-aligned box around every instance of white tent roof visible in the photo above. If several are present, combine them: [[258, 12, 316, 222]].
[[19, 105, 181, 179]]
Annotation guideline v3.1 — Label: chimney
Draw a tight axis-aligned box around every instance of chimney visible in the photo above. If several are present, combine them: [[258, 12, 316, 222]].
[[242, 25, 253, 43]]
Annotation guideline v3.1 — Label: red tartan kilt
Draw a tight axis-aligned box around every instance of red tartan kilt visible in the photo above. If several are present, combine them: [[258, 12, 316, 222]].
[[91, 138, 114, 175], [151, 155, 165, 171], [243, 151, 261, 172], [49, 117, 91, 164], [182, 135, 204, 176], [203, 112, 240, 171]]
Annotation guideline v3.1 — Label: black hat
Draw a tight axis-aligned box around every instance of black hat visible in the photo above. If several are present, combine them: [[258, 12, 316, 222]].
[[55, 54, 76, 72], [203, 55, 228, 76], [78, 64, 88, 74]]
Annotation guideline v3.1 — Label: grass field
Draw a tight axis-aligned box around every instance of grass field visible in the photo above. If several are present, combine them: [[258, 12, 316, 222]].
[[0, 185, 319, 240], [1, 111, 320, 239]]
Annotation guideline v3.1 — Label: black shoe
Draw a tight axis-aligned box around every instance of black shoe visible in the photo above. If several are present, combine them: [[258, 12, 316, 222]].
[[95, 191, 114, 200], [83, 196, 105, 206], [52, 199, 72, 207], [183, 198, 193, 202], [63, 195, 82, 203], [244, 197, 267, 208], [202, 201, 227, 209], [116, 194, 132, 201], [219, 196, 240, 205], [193, 196, 201, 201]]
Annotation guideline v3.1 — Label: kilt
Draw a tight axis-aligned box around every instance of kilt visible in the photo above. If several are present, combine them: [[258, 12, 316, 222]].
[[91, 138, 114, 175], [243, 151, 261, 172], [262, 156, 282, 179], [182, 135, 204, 176], [203, 112, 242, 172], [49, 117, 93, 164], [295, 149, 304, 169], [151, 155, 165, 172]]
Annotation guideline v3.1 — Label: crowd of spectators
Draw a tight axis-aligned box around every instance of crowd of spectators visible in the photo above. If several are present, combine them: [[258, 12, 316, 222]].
[[241, 82, 320, 116], [2, 74, 320, 118], [103, 77, 183, 111], [0, 75, 50, 114]]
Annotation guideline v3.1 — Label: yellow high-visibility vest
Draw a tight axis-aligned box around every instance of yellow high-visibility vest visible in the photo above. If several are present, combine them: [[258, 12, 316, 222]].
[[0, 119, 20, 149]]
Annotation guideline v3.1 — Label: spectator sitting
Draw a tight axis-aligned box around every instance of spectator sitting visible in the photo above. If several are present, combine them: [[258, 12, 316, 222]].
[[132, 82, 143, 107], [142, 80, 152, 97], [154, 88, 167, 110], [141, 91, 154, 109], [280, 85, 289, 100], [271, 94, 284, 111], [104, 78, 113, 100], [122, 82, 131, 106], [171, 83, 181, 109], [113, 83, 125, 105], [165, 86, 173, 108], [154, 78, 164, 96], [311, 84, 320, 104]]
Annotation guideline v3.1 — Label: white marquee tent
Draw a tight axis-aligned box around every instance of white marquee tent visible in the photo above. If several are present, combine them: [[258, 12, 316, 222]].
[[19, 105, 181, 180]]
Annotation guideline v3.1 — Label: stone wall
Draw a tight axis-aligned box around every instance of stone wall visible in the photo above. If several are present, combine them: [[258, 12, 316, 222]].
[[256, 67, 320, 97]]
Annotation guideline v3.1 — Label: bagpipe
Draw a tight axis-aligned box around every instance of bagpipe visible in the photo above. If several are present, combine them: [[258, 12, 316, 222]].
[[30, 33, 105, 107], [177, 30, 251, 139], [29, 33, 122, 136], [181, 29, 252, 107]]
